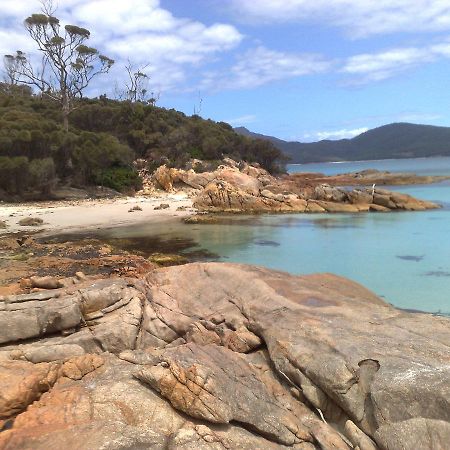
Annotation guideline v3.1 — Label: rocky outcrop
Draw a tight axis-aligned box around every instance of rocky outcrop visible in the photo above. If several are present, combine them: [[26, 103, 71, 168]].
[[193, 180, 438, 213], [147, 161, 440, 214], [291, 169, 450, 187], [0, 263, 448, 449]]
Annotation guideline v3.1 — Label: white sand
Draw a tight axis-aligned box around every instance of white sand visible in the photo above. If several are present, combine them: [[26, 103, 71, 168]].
[[0, 193, 194, 235]]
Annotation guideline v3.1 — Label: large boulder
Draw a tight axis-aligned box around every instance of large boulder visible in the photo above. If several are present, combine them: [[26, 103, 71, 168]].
[[371, 188, 439, 211], [193, 181, 307, 213], [215, 168, 263, 195], [313, 184, 348, 203], [0, 263, 448, 449]]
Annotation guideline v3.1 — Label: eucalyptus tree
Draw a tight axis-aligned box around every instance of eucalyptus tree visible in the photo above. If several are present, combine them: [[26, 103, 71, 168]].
[[2, 54, 21, 87], [8, 1, 114, 131], [122, 60, 159, 105]]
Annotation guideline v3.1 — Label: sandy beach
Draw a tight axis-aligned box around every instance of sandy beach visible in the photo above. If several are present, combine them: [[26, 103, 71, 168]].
[[0, 193, 194, 235]]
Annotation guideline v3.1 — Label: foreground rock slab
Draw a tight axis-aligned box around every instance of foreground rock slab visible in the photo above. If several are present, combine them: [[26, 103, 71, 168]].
[[0, 263, 449, 449]]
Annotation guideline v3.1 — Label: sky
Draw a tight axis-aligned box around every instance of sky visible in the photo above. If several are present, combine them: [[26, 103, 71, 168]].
[[2, 0, 450, 142]]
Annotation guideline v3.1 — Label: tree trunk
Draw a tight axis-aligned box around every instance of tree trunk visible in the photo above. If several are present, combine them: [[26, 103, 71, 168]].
[[62, 92, 70, 132], [63, 113, 69, 133]]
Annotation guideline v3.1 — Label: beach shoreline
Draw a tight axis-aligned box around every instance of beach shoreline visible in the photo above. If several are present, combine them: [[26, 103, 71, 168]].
[[0, 193, 195, 236]]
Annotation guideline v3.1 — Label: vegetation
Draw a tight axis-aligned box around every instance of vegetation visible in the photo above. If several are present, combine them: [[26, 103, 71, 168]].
[[0, 88, 285, 199], [6, 1, 114, 132], [236, 123, 450, 163], [0, 1, 284, 200]]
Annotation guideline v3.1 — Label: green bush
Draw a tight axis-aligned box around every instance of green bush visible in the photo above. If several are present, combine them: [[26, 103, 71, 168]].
[[0, 156, 29, 194], [29, 157, 56, 194], [72, 132, 134, 185], [95, 166, 142, 192]]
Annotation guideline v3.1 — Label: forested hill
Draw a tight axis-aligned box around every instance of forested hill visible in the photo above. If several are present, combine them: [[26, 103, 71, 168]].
[[0, 86, 283, 200], [235, 123, 450, 163]]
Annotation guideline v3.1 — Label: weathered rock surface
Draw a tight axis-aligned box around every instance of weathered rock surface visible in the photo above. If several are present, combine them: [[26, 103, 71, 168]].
[[17, 217, 43, 227], [147, 160, 440, 214], [0, 262, 448, 449], [193, 180, 437, 214]]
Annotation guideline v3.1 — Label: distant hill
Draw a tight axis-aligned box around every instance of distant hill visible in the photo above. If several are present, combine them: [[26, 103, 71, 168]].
[[235, 123, 450, 164]]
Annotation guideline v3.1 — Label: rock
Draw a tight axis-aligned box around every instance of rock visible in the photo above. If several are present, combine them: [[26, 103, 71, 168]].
[[128, 205, 142, 212], [373, 193, 397, 209], [314, 184, 348, 203], [369, 203, 390, 212], [148, 162, 438, 215], [30, 276, 63, 290], [0, 355, 285, 450], [310, 200, 360, 213], [178, 170, 216, 189], [153, 165, 175, 191], [216, 168, 263, 195], [135, 343, 348, 447], [0, 263, 448, 449], [183, 214, 221, 224], [371, 189, 439, 211], [194, 181, 307, 213], [0, 220, 7, 229], [147, 253, 188, 266], [348, 189, 373, 205], [261, 189, 285, 201], [75, 272, 87, 281], [0, 354, 103, 420], [18, 217, 43, 227], [305, 201, 326, 213], [19, 278, 33, 290], [222, 157, 238, 168], [154, 203, 170, 210]]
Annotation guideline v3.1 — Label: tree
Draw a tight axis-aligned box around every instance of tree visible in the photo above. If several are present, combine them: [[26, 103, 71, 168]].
[[9, 1, 114, 131], [3, 54, 21, 86], [121, 60, 159, 105]]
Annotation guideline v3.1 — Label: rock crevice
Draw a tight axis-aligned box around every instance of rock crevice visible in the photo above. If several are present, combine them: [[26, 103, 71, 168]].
[[0, 263, 449, 449]]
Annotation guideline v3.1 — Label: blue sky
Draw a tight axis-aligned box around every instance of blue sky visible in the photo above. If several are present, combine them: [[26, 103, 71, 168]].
[[2, 0, 450, 141]]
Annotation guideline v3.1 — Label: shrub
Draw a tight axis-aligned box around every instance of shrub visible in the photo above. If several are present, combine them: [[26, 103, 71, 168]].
[[95, 166, 142, 192]]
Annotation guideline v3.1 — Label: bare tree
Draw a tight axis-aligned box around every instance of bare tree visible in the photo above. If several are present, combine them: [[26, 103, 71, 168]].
[[8, 1, 114, 131], [3, 54, 21, 86], [122, 60, 160, 105], [193, 92, 203, 116]]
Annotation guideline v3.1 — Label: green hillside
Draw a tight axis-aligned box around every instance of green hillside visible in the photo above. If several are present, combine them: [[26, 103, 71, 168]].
[[0, 86, 283, 200], [235, 123, 450, 163]]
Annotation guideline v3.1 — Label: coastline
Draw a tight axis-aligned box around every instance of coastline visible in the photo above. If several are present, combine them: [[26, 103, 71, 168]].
[[288, 155, 450, 166], [0, 193, 195, 236]]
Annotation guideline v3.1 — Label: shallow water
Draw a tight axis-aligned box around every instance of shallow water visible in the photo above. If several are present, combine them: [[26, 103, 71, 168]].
[[61, 157, 450, 315]]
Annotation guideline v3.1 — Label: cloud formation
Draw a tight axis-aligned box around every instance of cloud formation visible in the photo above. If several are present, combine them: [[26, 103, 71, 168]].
[[342, 39, 450, 84], [1, 0, 243, 93], [226, 114, 257, 126], [230, 0, 450, 38], [201, 46, 331, 91], [304, 127, 369, 141]]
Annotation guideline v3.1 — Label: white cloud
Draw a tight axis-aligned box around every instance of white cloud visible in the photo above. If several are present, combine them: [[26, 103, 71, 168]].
[[0, 0, 244, 93], [304, 127, 369, 141], [230, 0, 450, 38], [226, 114, 257, 126], [341, 39, 450, 84], [201, 46, 331, 91]]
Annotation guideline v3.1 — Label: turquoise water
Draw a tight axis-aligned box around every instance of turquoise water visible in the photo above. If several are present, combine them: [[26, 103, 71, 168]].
[[288, 157, 450, 177], [89, 157, 450, 314]]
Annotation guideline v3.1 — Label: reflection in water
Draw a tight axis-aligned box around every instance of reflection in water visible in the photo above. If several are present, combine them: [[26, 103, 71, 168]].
[[396, 255, 425, 262], [424, 271, 450, 277], [254, 240, 280, 247]]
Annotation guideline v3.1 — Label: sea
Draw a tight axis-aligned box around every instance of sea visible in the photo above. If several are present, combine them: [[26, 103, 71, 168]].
[[65, 157, 450, 315]]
